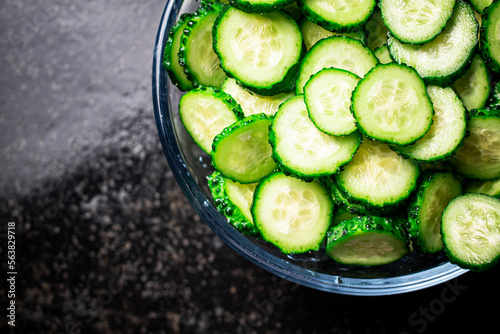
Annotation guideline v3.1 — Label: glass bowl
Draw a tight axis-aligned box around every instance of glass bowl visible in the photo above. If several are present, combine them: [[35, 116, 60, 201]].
[[152, 0, 468, 296]]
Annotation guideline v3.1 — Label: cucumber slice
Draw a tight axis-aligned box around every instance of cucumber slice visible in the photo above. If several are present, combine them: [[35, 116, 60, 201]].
[[304, 68, 359, 136], [475, 8, 483, 29], [471, 0, 495, 14], [326, 216, 409, 266], [179, 3, 227, 88], [213, 6, 303, 94], [451, 54, 492, 110], [328, 177, 403, 216], [179, 86, 243, 154], [270, 95, 361, 179], [380, 0, 456, 44], [335, 138, 420, 208], [252, 171, 334, 254], [331, 206, 357, 227], [163, 12, 195, 91], [212, 114, 278, 184], [373, 45, 393, 64], [296, 36, 378, 94], [388, 1, 479, 87], [448, 112, 500, 180], [329, 178, 371, 215], [298, 0, 376, 33], [441, 193, 500, 272], [225, 178, 258, 222], [407, 171, 463, 253], [221, 77, 294, 117], [487, 81, 500, 110], [365, 7, 389, 51], [283, 2, 303, 21], [299, 18, 366, 51], [480, 0, 500, 73], [228, 0, 296, 13], [465, 178, 500, 198], [208, 171, 259, 236], [397, 86, 468, 162], [351, 63, 434, 146]]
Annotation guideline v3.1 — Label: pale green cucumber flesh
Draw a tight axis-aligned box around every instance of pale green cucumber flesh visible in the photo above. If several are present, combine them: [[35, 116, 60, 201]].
[[212, 115, 277, 184], [335, 138, 419, 208], [179, 88, 241, 154], [408, 171, 463, 253], [448, 116, 500, 180], [304, 68, 359, 136], [252, 172, 334, 254], [451, 54, 491, 110], [352, 63, 434, 146], [214, 7, 302, 90], [296, 36, 378, 94], [442, 193, 500, 272], [298, 0, 376, 32], [380, 0, 455, 44], [397, 86, 467, 162], [326, 216, 408, 266], [270, 95, 361, 178], [387, 1, 479, 86]]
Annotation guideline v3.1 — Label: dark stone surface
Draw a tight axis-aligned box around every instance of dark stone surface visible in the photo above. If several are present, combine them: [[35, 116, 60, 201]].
[[0, 1, 499, 333]]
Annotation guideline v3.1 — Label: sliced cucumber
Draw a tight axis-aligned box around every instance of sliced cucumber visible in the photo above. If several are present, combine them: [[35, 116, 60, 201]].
[[163, 12, 195, 91], [252, 171, 334, 254], [221, 77, 294, 117], [380, 0, 456, 44], [213, 6, 303, 95], [407, 171, 463, 253], [228, 0, 296, 13], [448, 111, 500, 180], [179, 3, 227, 88], [328, 177, 403, 216], [397, 86, 468, 162], [167, 0, 500, 269], [283, 2, 303, 21], [388, 1, 479, 86], [335, 138, 420, 209], [365, 7, 389, 51], [179, 86, 243, 154], [304, 68, 359, 136], [225, 178, 258, 222], [329, 178, 371, 215], [331, 206, 357, 227], [211, 114, 278, 184], [296, 36, 378, 94], [208, 171, 259, 236], [299, 18, 366, 51], [451, 54, 492, 110], [487, 81, 500, 110], [480, 0, 500, 73], [465, 178, 500, 198], [442, 193, 500, 272], [373, 45, 393, 64], [351, 63, 434, 146], [298, 0, 376, 33], [471, 0, 495, 14], [270, 95, 361, 179], [326, 216, 409, 266], [475, 8, 483, 29]]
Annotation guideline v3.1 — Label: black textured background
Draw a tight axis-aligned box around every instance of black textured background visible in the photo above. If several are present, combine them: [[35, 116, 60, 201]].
[[1, 1, 499, 333]]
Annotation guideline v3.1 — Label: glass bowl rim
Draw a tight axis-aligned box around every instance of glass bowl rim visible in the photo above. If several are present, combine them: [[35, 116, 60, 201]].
[[151, 0, 468, 296]]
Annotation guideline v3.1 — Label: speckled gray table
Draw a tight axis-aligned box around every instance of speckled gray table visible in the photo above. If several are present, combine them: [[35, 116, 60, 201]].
[[1, 1, 499, 333]]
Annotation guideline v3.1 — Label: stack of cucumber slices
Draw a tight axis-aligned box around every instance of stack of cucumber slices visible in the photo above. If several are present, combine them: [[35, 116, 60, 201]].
[[164, 0, 500, 272]]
